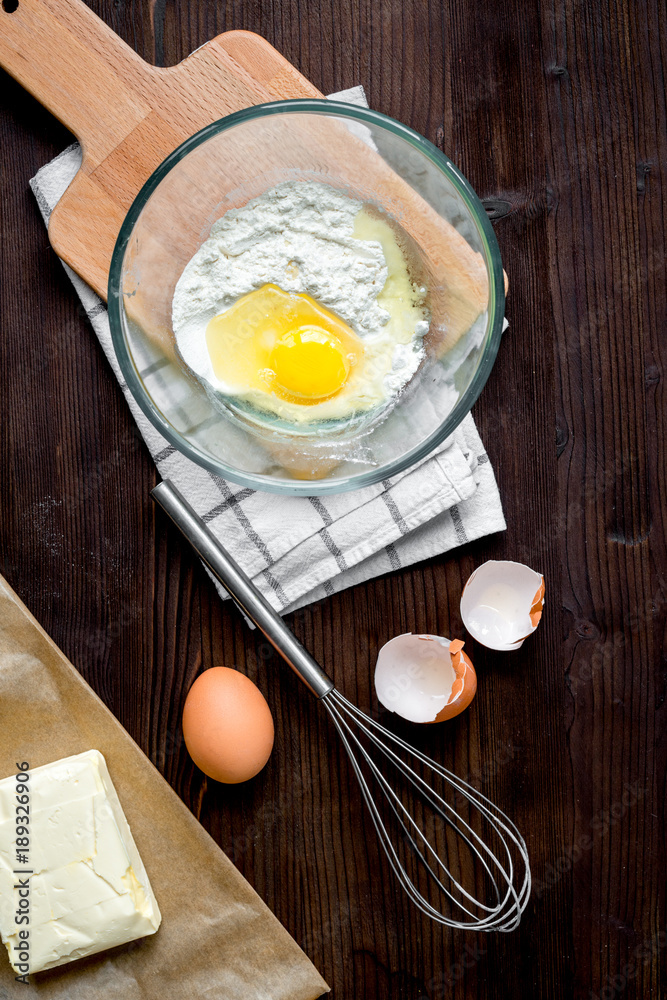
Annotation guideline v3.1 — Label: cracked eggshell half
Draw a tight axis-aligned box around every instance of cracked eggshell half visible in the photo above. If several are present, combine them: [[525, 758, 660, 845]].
[[460, 560, 545, 651], [374, 633, 477, 723]]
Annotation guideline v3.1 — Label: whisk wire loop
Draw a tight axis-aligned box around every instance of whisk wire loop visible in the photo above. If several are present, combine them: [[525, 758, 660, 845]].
[[324, 695, 503, 921], [322, 689, 530, 931], [343, 703, 511, 908]]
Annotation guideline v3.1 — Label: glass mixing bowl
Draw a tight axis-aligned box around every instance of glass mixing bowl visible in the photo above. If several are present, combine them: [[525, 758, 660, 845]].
[[108, 100, 504, 495]]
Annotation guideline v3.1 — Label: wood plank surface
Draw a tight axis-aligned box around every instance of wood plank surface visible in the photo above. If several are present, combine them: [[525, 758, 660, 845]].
[[0, 1, 665, 997]]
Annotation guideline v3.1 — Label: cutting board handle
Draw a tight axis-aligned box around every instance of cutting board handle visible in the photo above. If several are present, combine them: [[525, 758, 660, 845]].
[[0, 0, 154, 155]]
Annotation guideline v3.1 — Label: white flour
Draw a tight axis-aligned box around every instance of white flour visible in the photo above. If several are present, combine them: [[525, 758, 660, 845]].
[[172, 181, 428, 418]]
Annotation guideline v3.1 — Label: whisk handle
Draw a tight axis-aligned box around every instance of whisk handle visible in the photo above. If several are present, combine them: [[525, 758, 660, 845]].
[[152, 479, 335, 699]]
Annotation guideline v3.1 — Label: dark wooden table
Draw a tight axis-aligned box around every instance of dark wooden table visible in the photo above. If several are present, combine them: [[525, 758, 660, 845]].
[[1, 1, 665, 997]]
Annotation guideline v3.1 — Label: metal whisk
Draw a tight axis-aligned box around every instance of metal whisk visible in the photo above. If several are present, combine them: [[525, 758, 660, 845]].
[[152, 480, 530, 931]]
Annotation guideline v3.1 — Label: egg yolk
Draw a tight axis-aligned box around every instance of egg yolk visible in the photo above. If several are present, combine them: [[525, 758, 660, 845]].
[[269, 328, 349, 400], [205, 284, 361, 405]]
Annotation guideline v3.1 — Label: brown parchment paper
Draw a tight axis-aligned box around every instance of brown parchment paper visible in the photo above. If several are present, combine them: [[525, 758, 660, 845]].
[[0, 574, 329, 1000]]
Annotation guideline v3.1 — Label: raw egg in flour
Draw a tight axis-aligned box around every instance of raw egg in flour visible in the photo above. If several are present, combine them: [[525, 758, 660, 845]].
[[182, 667, 274, 783], [205, 283, 362, 404]]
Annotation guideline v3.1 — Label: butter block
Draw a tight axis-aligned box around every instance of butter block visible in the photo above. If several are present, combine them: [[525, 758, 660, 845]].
[[0, 750, 161, 974]]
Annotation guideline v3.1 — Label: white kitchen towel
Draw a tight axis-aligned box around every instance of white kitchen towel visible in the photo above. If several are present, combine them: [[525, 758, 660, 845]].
[[30, 86, 506, 614]]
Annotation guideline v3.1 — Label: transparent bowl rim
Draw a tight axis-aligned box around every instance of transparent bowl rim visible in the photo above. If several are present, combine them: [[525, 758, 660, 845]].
[[108, 98, 505, 496]]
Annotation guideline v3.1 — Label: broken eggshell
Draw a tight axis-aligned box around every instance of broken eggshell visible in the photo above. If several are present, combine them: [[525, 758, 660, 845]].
[[460, 560, 545, 651], [374, 633, 477, 723]]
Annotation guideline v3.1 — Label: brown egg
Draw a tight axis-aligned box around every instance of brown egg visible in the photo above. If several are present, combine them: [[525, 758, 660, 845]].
[[182, 667, 274, 783]]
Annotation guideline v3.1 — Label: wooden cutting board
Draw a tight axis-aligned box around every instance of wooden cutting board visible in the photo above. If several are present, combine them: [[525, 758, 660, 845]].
[[1, 0, 496, 351], [0, 0, 322, 299]]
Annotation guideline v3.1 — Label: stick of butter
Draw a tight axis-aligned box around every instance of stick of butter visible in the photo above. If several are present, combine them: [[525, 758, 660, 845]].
[[0, 750, 161, 974]]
